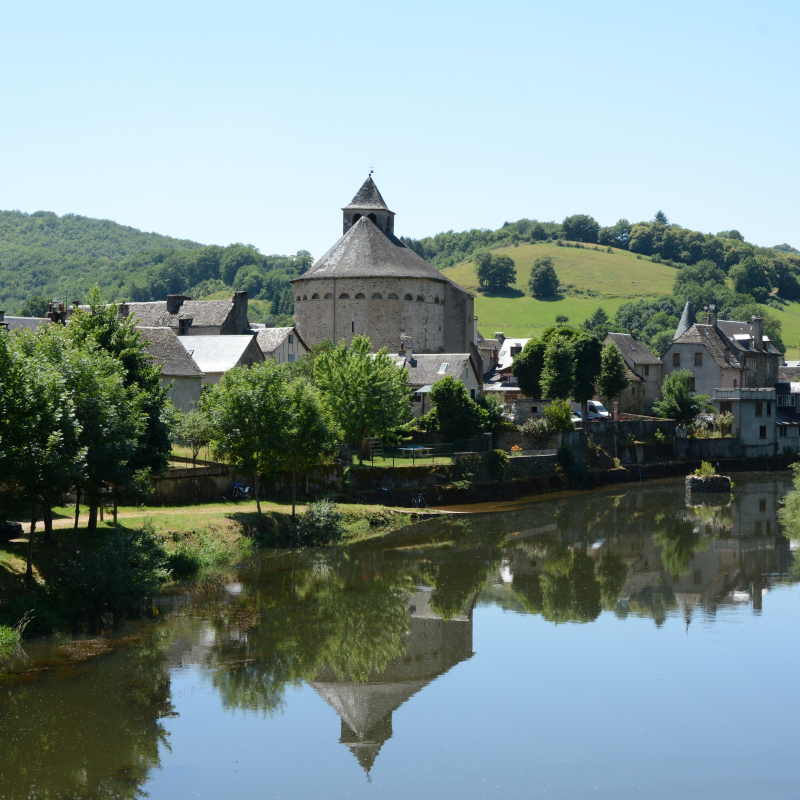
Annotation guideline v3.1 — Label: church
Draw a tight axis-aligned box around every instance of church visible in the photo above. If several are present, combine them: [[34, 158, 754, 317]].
[[291, 177, 479, 359]]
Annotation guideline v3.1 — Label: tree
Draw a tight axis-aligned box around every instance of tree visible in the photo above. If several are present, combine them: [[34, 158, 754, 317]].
[[729, 255, 773, 303], [19, 295, 49, 317], [314, 335, 411, 463], [653, 370, 711, 424], [511, 338, 548, 398], [428, 376, 488, 441], [555, 315, 569, 326], [597, 343, 630, 411], [201, 360, 288, 516], [582, 307, 611, 339], [540, 338, 575, 400], [653, 210, 670, 225], [475, 252, 516, 292], [528, 256, 560, 297], [531, 223, 547, 241], [174, 409, 214, 466], [277, 378, 339, 518], [562, 214, 599, 243]]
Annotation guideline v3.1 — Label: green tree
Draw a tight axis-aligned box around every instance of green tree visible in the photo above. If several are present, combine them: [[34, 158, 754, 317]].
[[543, 399, 574, 432], [562, 214, 599, 243], [19, 295, 49, 317], [174, 408, 215, 466], [314, 335, 411, 463], [511, 338, 547, 398], [528, 256, 560, 297], [540, 338, 575, 400], [555, 315, 569, 326], [428, 376, 488, 441], [653, 370, 711, 424], [476, 252, 516, 292], [653, 210, 670, 225], [531, 223, 547, 241], [597, 343, 630, 409], [582, 307, 611, 339], [729, 255, 772, 303]]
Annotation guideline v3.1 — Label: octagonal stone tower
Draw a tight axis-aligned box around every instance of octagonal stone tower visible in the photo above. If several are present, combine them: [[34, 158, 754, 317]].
[[291, 176, 476, 354]]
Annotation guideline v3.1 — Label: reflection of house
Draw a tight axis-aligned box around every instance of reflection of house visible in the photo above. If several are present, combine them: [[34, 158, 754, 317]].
[[179, 335, 264, 385], [138, 326, 204, 411], [310, 587, 473, 775]]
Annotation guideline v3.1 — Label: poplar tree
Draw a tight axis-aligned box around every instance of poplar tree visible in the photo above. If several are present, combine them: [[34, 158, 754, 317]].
[[597, 343, 630, 410], [540, 338, 575, 400]]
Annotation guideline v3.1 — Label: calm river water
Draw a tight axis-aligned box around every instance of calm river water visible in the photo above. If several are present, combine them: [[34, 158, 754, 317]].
[[2, 473, 800, 799]]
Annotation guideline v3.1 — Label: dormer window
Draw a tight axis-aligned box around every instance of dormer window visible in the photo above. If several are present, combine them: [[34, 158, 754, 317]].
[[178, 318, 192, 336]]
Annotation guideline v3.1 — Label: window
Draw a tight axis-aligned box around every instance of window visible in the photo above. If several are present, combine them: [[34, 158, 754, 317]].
[[767, 402, 772, 416], [351, 320, 354, 332], [355, 293, 365, 299], [720, 401, 732, 414], [324, 293, 333, 299], [288, 354, 295, 363], [412, 393, 422, 403], [778, 395, 785, 406], [531, 406, 538, 414], [288, 334, 294, 344], [416, 295, 424, 302], [470, 389, 476, 400], [734, 379, 738, 388], [790, 395, 797, 407], [689, 377, 696, 391], [368, 213, 377, 223], [352, 213, 362, 224], [759, 425, 767, 439], [673, 353, 681, 367], [755, 402, 763, 417], [439, 363, 448, 373], [339, 293, 350, 299], [388, 293, 398, 300], [302, 295, 307, 301], [694, 352, 703, 366], [644, 365, 649, 377], [178, 318, 191, 336], [296, 295, 301, 302], [759, 498, 767, 512], [434, 297, 440, 304], [371, 293, 382, 299], [311, 293, 320, 299], [780, 426, 787, 437], [755, 520, 763, 536], [248, 358, 253, 366], [404, 294, 413, 301]]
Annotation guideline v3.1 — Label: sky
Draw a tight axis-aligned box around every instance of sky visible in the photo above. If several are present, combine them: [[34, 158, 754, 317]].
[[1, 0, 798, 259]]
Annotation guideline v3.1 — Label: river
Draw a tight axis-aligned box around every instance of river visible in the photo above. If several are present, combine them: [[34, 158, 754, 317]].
[[1, 473, 799, 799]]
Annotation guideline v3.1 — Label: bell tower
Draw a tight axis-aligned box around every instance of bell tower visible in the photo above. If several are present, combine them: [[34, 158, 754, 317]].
[[343, 175, 395, 236]]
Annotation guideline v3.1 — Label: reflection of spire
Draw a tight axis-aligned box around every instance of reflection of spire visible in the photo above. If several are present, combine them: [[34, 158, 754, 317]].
[[339, 717, 391, 777]]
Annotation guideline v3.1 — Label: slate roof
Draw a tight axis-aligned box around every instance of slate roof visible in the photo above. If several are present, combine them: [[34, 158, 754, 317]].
[[343, 176, 392, 211], [125, 299, 237, 329], [715, 319, 781, 355], [255, 326, 308, 354], [779, 366, 800, 383], [672, 324, 742, 369], [674, 299, 696, 340], [605, 333, 662, 365], [293, 216, 474, 295], [399, 353, 475, 387], [138, 327, 203, 377], [178, 335, 261, 374], [1, 316, 51, 331]]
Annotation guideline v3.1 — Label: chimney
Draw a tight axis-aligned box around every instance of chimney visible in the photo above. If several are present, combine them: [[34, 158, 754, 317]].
[[400, 335, 413, 356], [232, 291, 249, 333], [167, 294, 189, 314], [494, 331, 505, 344], [703, 305, 718, 328], [117, 303, 129, 319], [0, 310, 4, 323], [752, 316, 763, 351]]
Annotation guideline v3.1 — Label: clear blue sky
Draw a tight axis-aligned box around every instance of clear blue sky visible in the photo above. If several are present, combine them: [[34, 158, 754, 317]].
[[2, 0, 798, 259]]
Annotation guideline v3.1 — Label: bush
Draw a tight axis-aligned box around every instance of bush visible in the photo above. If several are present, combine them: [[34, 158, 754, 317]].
[[484, 449, 509, 479], [694, 461, 717, 477], [544, 400, 574, 432], [166, 528, 239, 579], [292, 500, 345, 546], [49, 524, 170, 621]]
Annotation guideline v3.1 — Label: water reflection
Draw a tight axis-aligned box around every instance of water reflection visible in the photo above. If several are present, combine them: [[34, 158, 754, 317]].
[[1, 474, 798, 797]]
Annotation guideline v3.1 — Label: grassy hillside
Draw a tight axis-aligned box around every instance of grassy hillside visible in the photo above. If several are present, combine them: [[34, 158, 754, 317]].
[[442, 241, 800, 357]]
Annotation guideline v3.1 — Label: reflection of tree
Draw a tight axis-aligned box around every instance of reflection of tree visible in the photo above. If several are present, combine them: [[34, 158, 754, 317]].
[[424, 546, 501, 620], [654, 519, 711, 577], [0, 640, 173, 799], [596, 551, 629, 610], [627, 579, 678, 627]]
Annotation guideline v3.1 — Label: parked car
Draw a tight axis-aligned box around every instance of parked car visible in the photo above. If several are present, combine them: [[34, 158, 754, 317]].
[[569, 401, 612, 421], [0, 521, 23, 543]]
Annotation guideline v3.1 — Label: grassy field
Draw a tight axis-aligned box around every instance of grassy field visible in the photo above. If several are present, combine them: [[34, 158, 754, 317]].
[[441, 241, 800, 357]]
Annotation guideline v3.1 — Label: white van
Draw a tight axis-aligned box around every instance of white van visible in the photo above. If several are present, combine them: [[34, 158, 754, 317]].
[[570, 400, 612, 421]]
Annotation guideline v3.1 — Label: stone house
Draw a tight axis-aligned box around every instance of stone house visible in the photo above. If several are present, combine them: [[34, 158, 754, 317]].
[[291, 176, 479, 359], [254, 326, 309, 365], [711, 388, 777, 455], [399, 352, 483, 417], [117, 291, 251, 336], [603, 332, 663, 413], [772, 380, 800, 450], [138, 326, 204, 411], [178, 335, 264, 385]]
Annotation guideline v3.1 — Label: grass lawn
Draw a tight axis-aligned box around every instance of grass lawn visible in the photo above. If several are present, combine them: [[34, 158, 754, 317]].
[[441, 241, 678, 338], [351, 455, 454, 468]]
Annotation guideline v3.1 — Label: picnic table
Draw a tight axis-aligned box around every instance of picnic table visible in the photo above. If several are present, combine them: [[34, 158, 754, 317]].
[[398, 445, 433, 462]]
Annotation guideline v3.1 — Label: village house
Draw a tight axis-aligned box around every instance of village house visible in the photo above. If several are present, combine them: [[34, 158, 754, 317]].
[[138, 326, 204, 411], [0, 310, 51, 331], [397, 349, 483, 417], [602, 332, 663, 414], [178, 335, 264, 385], [662, 303, 781, 396], [771, 380, 800, 449], [711, 387, 778, 456], [253, 326, 309, 364]]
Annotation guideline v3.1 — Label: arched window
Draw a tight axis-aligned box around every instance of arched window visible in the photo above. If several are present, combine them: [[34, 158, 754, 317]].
[[302, 295, 307, 301], [339, 293, 350, 299], [324, 293, 333, 299], [388, 293, 398, 300], [296, 295, 301, 302], [368, 213, 377, 223], [416, 295, 424, 302], [353, 213, 362, 224], [434, 296, 440, 304], [311, 293, 320, 299], [371, 293, 382, 300], [355, 293, 366, 299], [404, 294, 413, 301]]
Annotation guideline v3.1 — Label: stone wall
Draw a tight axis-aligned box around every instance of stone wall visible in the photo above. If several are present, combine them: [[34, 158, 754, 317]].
[[150, 464, 233, 504]]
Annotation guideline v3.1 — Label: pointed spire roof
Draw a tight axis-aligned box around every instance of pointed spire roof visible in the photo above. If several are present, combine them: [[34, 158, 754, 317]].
[[674, 298, 696, 340], [344, 175, 392, 211]]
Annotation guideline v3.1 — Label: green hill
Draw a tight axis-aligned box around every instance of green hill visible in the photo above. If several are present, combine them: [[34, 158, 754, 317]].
[[443, 242, 800, 359]]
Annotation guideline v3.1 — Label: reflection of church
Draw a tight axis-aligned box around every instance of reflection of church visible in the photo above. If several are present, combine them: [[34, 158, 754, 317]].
[[310, 587, 474, 775]]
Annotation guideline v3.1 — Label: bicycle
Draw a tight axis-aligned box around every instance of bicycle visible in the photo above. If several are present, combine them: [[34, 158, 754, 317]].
[[228, 481, 252, 500], [411, 494, 427, 509]]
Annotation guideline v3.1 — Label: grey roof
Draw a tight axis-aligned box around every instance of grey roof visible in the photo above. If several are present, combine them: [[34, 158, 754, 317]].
[[674, 299, 696, 340], [496, 338, 530, 371], [400, 353, 476, 387], [255, 326, 308, 355], [605, 333, 662, 365], [672, 324, 742, 369], [125, 299, 236, 329], [138, 327, 203, 377], [715, 319, 781, 355], [343, 176, 392, 211], [779, 366, 800, 383], [178, 335, 262, 374], [293, 216, 473, 295], [2, 316, 51, 331]]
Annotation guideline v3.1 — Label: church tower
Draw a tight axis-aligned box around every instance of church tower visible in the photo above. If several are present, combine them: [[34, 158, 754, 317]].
[[342, 175, 395, 236]]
